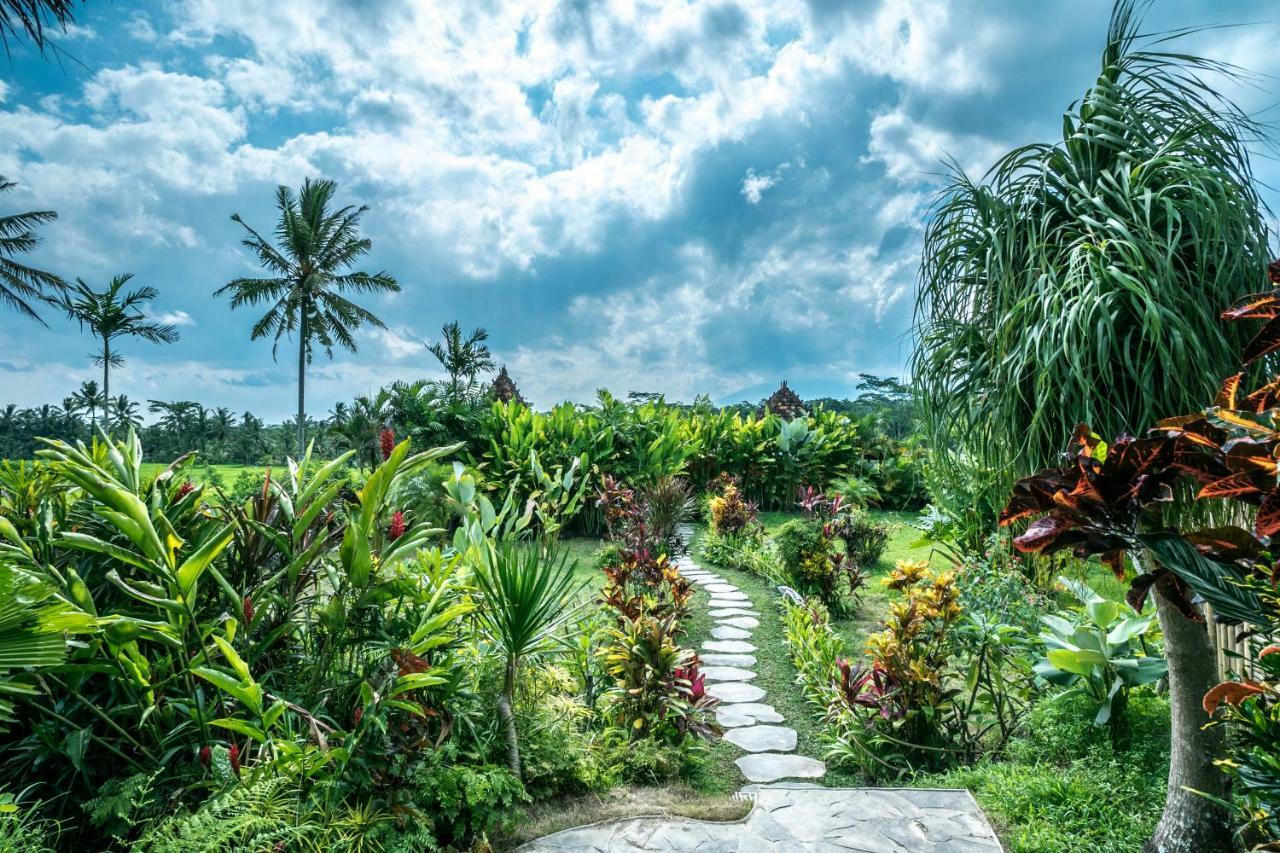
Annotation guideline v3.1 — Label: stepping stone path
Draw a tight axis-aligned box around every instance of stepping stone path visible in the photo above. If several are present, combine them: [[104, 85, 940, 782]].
[[520, 533, 1006, 850], [671, 537, 828, 786]]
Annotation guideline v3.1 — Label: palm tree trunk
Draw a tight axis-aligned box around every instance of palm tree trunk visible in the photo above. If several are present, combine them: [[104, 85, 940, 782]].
[[101, 340, 110, 433], [1143, 591, 1235, 853], [296, 312, 307, 459], [497, 654, 521, 778]]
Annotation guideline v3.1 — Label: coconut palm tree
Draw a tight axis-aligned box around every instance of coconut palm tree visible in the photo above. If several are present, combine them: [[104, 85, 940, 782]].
[[216, 178, 400, 458], [55, 275, 179, 414], [68, 380, 104, 430], [427, 322, 495, 398], [913, 3, 1268, 849], [0, 177, 64, 323], [108, 395, 141, 432]]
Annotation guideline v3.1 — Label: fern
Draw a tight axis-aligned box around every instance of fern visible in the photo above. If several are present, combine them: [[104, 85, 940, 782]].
[[135, 774, 316, 853]]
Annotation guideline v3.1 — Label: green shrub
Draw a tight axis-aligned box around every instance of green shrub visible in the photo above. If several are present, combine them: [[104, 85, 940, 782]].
[[408, 749, 527, 850], [923, 694, 1170, 853], [832, 509, 888, 567]]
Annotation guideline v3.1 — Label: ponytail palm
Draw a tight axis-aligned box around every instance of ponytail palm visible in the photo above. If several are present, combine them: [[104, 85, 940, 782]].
[[914, 0, 1269, 490], [914, 3, 1270, 850], [217, 178, 400, 458], [472, 541, 581, 777]]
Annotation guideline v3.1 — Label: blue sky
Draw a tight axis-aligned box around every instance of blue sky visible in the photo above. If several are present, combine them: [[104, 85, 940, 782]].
[[1, 0, 1277, 420]]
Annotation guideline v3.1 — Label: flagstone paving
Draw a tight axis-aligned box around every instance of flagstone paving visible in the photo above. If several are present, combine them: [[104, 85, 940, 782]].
[[518, 784, 1003, 851]]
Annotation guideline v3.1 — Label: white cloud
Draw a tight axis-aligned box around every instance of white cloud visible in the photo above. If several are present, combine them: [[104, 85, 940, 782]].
[[741, 167, 779, 204], [864, 108, 1005, 182], [154, 310, 195, 326], [375, 327, 422, 361]]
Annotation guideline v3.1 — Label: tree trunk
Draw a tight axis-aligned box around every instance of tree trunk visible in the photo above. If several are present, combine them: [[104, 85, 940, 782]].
[[1143, 591, 1236, 853], [101, 341, 110, 433], [296, 312, 307, 460], [497, 655, 521, 778]]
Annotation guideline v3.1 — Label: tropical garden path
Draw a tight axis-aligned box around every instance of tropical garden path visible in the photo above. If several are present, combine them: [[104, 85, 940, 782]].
[[669, 549, 828, 784], [518, 528, 1003, 851]]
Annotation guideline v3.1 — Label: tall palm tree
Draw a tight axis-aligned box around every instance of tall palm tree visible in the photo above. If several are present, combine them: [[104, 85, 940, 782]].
[[55, 274, 179, 412], [216, 178, 400, 458], [427, 322, 495, 398], [0, 177, 65, 323], [913, 3, 1267, 849]]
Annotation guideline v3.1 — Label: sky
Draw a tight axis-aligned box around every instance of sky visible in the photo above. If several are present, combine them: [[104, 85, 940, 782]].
[[0, 0, 1277, 421]]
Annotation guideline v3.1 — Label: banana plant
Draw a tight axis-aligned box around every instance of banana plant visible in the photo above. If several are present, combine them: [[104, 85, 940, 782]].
[[1035, 578, 1166, 726]]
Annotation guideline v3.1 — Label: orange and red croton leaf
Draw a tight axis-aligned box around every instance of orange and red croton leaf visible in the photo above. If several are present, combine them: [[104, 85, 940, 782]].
[[1203, 680, 1266, 715], [1222, 291, 1280, 321], [1214, 373, 1242, 409]]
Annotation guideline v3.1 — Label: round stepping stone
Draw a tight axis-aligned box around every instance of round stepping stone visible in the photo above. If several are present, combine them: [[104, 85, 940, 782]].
[[708, 597, 750, 609], [703, 639, 756, 654], [709, 590, 748, 599], [707, 681, 766, 703], [701, 666, 756, 682], [716, 616, 759, 630], [700, 653, 756, 667], [717, 703, 784, 727], [735, 753, 826, 783], [723, 724, 797, 753], [711, 625, 751, 641], [705, 583, 740, 595], [708, 608, 759, 619]]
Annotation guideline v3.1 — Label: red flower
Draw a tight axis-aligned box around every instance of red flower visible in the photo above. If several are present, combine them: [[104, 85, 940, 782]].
[[228, 742, 241, 777], [198, 745, 211, 767], [389, 510, 406, 541], [242, 596, 255, 625], [177, 481, 195, 499], [379, 428, 395, 461], [353, 706, 364, 726]]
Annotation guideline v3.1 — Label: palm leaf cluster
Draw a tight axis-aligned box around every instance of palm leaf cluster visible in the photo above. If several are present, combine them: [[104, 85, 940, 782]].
[[0, 0, 78, 54], [0, 177, 64, 322], [218, 179, 398, 361], [913, 0, 1271, 490], [56, 274, 179, 405]]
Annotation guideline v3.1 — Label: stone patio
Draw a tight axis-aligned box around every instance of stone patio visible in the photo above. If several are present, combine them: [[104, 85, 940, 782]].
[[517, 784, 1004, 851]]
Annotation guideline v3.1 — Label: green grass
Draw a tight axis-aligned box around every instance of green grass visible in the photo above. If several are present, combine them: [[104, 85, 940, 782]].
[[141, 462, 271, 483]]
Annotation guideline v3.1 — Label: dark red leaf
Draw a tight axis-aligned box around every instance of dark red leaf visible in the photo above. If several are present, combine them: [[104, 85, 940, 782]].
[[1242, 316, 1280, 365], [1184, 526, 1264, 562], [1013, 516, 1075, 553], [1257, 489, 1280, 538], [1126, 570, 1161, 613], [1197, 473, 1264, 500], [1245, 378, 1280, 413], [1154, 571, 1204, 622]]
